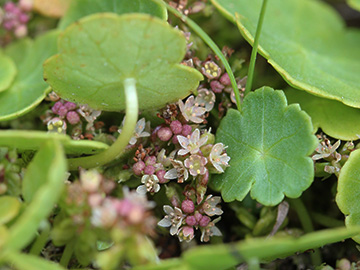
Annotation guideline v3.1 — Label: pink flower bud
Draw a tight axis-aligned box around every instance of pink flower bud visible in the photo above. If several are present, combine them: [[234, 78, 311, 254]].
[[220, 73, 231, 85], [145, 155, 156, 166], [199, 215, 211, 227], [182, 124, 192, 136], [157, 127, 173, 141], [66, 111, 80, 125], [52, 101, 63, 114], [186, 215, 197, 226], [58, 105, 68, 117], [210, 80, 225, 93], [170, 120, 182, 135], [132, 161, 145, 176], [64, 101, 77, 110], [144, 165, 155, 175], [156, 170, 168, 184], [181, 199, 195, 214]]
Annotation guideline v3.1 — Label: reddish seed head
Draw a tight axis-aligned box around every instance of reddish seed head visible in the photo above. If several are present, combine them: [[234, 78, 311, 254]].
[[157, 127, 173, 141], [66, 111, 80, 125], [132, 160, 145, 176], [170, 120, 183, 135], [181, 199, 195, 214]]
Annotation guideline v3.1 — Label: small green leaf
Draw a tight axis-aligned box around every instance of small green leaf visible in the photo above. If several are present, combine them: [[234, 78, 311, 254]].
[[5, 140, 67, 250], [44, 13, 203, 111], [285, 88, 360, 140], [0, 51, 16, 92], [211, 87, 317, 205], [0, 130, 109, 155], [0, 196, 21, 225], [5, 251, 66, 270], [59, 0, 167, 29], [336, 149, 360, 243], [0, 31, 58, 121], [348, 0, 360, 11], [212, 0, 360, 108]]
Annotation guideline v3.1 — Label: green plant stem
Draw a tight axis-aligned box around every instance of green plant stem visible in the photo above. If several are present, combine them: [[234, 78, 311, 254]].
[[244, 0, 268, 96], [29, 223, 50, 255], [60, 241, 75, 268], [310, 212, 344, 228], [289, 198, 322, 267], [68, 78, 138, 170], [153, 0, 241, 110]]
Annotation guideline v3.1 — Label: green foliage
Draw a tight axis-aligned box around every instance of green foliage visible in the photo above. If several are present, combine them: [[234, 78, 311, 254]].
[[211, 87, 317, 205], [212, 0, 360, 108], [0, 196, 21, 225], [285, 88, 360, 140], [43, 13, 203, 112], [336, 149, 360, 243], [4, 251, 66, 270], [347, 0, 360, 11], [0, 31, 58, 121], [59, 0, 167, 29], [0, 51, 16, 92], [0, 130, 109, 155], [3, 140, 66, 251]]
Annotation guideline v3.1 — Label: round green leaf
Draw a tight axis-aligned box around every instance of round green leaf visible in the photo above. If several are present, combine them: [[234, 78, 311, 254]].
[[59, 0, 167, 29], [0, 130, 109, 155], [212, 0, 360, 108], [336, 149, 360, 243], [285, 88, 360, 140], [348, 0, 360, 11], [0, 51, 16, 93], [0, 196, 21, 225], [211, 87, 317, 206], [43, 13, 203, 112], [0, 31, 59, 121]]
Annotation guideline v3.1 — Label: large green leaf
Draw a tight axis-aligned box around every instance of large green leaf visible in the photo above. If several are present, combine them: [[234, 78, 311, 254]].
[[336, 149, 360, 243], [212, 0, 360, 108], [0, 196, 21, 226], [348, 0, 360, 11], [285, 88, 360, 140], [211, 87, 317, 205], [4, 140, 66, 251], [0, 52, 16, 92], [0, 130, 108, 155], [0, 31, 58, 121], [59, 0, 167, 29], [43, 13, 203, 111]]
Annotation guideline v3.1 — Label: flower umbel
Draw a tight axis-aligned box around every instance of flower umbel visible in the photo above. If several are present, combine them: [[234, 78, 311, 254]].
[[177, 129, 208, 156], [158, 205, 185, 236]]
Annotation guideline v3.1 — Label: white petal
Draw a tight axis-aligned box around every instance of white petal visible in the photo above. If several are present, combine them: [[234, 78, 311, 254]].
[[158, 218, 171, 227], [164, 168, 177, 179], [136, 185, 147, 195]]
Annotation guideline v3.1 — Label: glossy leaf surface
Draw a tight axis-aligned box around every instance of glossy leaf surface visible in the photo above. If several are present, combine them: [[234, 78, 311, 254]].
[[285, 88, 360, 140], [211, 87, 317, 205], [0, 52, 16, 92], [59, 0, 167, 29], [44, 13, 203, 111], [0, 130, 108, 155], [212, 0, 360, 108], [5, 140, 66, 250], [336, 149, 360, 243], [0, 31, 58, 121], [0, 196, 21, 225]]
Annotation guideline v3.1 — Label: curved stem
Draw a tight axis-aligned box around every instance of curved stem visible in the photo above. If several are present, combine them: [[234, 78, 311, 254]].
[[153, 0, 241, 111], [29, 223, 50, 255], [289, 198, 322, 267], [68, 78, 139, 170], [244, 0, 268, 96]]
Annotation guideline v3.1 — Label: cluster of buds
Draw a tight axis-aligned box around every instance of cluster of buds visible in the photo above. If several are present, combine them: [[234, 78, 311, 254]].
[[43, 95, 101, 139], [158, 190, 223, 242], [168, 0, 207, 15], [65, 169, 156, 235], [312, 134, 354, 177], [0, 0, 32, 38]]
